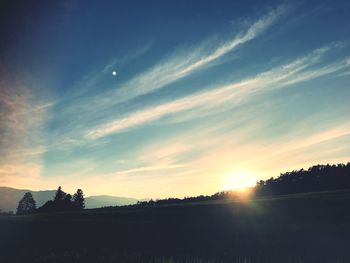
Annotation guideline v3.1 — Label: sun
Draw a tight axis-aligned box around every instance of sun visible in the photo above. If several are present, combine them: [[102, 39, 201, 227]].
[[223, 170, 257, 192]]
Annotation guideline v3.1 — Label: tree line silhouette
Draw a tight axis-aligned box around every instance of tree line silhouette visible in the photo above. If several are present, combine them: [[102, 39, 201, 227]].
[[255, 162, 350, 196], [15, 162, 350, 212], [135, 162, 350, 207], [16, 186, 85, 215], [0, 209, 14, 216]]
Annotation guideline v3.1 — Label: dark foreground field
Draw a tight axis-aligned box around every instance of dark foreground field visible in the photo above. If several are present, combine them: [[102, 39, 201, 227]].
[[1, 190, 350, 263]]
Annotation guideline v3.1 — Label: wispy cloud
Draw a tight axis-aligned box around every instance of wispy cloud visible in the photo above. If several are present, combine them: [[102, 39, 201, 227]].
[[281, 56, 350, 86], [113, 164, 186, 176], [246, 124, 350, 176], [86, 112, 350, 198], [59, 42, 155, 102], [86, 44, 349, 139], [273, 122, 350, 155], [84, 81, 243, 139], [0, 85, 47, 159], [77, 5, 287, 111], [0, 72, 49, 189], [335, 70, 350, 77], [48, 5, 288, 145], [166, 4, 287, 79]]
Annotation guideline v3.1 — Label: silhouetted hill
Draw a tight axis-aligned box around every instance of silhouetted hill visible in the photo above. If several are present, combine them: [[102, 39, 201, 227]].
[[0, 187, 137, 212], [0, 187, 55, 212], [85, 195, 137, 209]]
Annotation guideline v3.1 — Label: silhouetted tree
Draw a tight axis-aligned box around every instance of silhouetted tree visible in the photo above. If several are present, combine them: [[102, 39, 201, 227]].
[[73, 189, 85, 210], [64, 193, 73, 209], [37, 200, 55, 212], [54, 186, 66, 201], [38, 187, 78, 213], [64, 193, 72, 203], [16, 192, 36, 215]]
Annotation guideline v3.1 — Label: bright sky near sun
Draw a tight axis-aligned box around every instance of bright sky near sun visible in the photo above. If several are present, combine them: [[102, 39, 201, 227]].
[[0, 0, 350, 199]]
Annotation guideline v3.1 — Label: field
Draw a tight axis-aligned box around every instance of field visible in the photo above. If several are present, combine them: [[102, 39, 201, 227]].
[[1, 190, 350, 262]]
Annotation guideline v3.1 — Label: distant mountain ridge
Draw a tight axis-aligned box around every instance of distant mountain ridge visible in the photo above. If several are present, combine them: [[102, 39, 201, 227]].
[[0, 187, 55, 212], [0, 187, 138, 212], [85, 195, 138, 209]]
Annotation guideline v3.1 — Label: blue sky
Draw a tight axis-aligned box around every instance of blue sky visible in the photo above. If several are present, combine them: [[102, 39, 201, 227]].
[[1, 0, 350, 198]]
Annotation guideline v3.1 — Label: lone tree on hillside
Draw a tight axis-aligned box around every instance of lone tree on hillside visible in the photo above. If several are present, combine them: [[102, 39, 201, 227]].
[[73, 189, 85, 210], [16, 192, 36, 215]]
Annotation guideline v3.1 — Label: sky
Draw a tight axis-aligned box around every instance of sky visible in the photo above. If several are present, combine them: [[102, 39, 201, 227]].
[[0, 0, 350, 199]]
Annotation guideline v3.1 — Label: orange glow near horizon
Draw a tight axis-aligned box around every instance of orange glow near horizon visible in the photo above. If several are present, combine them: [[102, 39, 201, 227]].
[[222, 170, 257, 192]]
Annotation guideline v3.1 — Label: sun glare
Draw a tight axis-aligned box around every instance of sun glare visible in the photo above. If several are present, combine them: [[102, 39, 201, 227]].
[[223, 170, 257, 192]]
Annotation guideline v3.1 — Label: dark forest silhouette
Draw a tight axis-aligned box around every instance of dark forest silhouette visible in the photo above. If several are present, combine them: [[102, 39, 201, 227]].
[[255, 162, 350, 195], [122, 162, 350, 208]]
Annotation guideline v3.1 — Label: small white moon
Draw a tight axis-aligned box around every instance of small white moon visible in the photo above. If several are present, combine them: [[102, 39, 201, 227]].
[[112, 71, 117, 76]]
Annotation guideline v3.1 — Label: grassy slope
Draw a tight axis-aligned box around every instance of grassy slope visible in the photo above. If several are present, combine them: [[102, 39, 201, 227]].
[[1, 190, 350, 262]]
